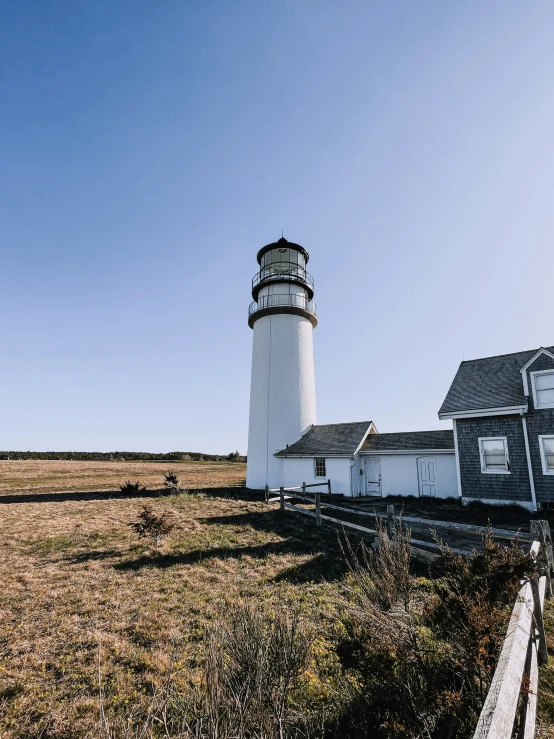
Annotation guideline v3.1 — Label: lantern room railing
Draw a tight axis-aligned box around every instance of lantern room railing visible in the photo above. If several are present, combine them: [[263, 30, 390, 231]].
[[252, 263, 314, 299], [248, 293, 317, 323]]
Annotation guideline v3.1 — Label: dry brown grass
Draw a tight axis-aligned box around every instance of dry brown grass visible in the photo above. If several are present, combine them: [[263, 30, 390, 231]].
[[0, 462, 341, 738], [0, 459, 246, 496]]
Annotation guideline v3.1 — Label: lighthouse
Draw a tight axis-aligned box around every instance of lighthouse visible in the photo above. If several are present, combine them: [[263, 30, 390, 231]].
[[246, 237, 317, 489]]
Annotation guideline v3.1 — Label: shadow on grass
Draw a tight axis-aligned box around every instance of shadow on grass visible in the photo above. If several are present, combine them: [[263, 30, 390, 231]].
[[64, 548, 124, 564], [0, 488, 168, 505], [112, 508, 346, 583], [0, 485, 251, 505], [113, 538, 345, 583]]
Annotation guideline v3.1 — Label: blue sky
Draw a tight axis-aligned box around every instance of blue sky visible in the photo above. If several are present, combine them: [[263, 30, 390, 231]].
[[1, 0, 553, 453]]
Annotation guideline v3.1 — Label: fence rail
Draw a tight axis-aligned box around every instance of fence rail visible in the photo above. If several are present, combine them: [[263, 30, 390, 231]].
[[266, 483, 531, 548], [265, 479, 331, 503]]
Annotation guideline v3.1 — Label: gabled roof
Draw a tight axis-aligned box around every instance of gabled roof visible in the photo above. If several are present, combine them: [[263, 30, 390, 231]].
[[274, 421, 373, 457], [519, 347, 554, 374], [361, 430, 454, 452], [439, 346, 554, 417]]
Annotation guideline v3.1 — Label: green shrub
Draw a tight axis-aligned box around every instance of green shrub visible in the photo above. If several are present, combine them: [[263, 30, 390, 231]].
[[128, 505, 175, 547], [119, 480, 146, 495], [163, 471, 182, 495]]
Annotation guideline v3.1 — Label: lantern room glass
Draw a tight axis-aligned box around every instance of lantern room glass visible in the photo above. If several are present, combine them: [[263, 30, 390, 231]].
[[260, 248, 306, 270]]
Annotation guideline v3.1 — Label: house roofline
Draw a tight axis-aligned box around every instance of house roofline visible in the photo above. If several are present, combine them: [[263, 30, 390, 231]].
[[438, 404, 527, 420], [353, 421, 378, 456], [274, 453, 352, 459], [360, 449, 454, 455], [519, 347, 554, 374]]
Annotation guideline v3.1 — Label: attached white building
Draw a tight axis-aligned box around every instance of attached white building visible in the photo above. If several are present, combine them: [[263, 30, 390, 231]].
[[275, 422, 458, 499]]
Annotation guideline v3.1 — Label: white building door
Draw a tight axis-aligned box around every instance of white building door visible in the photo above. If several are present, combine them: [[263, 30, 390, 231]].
[[418, 457, 438, 497], [365, 457, 381, 496]]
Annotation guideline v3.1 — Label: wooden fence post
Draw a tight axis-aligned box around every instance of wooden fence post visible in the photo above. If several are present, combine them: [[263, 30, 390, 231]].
[[541, 520, 554, 578], [279, 487, 284, 510], [531, 520, 553, 598], [386, 505, 395, 539], [327, 478, 331, 495], [315, 493, 321, 526], [265, 485, 269, 504], [529, 575, 548, 665], [302, 482, 306, 497]]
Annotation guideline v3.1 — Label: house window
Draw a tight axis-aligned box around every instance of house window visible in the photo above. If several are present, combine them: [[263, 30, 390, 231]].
[[539, 436, 554, 475], [532, 371, 554, 409], [314, 458, 326, 477], [479, 437, 510, 474]]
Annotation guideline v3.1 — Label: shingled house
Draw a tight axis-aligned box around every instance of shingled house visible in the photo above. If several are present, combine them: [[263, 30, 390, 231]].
[[439, 346, 554, 511], [275, 422, 458, 498], [271, 344, 554, 507]]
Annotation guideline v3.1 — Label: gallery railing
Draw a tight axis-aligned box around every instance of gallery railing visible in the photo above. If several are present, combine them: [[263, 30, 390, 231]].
[[248, 293, 317, 319], [252, 263, 314, 293]]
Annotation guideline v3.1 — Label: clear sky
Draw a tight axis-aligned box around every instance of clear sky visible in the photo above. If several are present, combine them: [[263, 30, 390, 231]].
[[1, 0, 553, 454]]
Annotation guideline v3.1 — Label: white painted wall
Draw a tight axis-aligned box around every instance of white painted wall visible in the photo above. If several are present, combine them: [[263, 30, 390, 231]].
[[246, 311, 317, 489], [359, 453, 458, 499], [281, 456, 352, 495]]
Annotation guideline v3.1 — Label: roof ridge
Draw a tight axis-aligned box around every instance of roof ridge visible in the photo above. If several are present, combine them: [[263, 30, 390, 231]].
[[313, 420, 371, 427], [460, 346, 553, 364], [377, 429, 453, 434]]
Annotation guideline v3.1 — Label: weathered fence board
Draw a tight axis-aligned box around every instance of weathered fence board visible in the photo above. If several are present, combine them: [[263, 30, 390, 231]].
[[473, 580, 535, 738]]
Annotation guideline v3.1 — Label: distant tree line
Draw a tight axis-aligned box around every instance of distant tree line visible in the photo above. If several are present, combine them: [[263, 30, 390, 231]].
[[0, 451, 246, 463]]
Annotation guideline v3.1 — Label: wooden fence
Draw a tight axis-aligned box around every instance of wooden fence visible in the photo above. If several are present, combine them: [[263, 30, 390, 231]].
[[267, 484, 553, 737], [473, 519, 553, 739], [265, 483, 532, 560]]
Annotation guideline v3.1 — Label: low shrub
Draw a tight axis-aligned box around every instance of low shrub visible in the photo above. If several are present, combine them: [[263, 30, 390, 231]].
[[163, 472, 182, 495], [128, 505, 175, 547], [120, 480, 146, 495]]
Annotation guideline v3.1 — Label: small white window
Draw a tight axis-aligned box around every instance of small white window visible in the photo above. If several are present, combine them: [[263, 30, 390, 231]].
[[479, 437, 510, 474], [532, 370, 554, 409], [539, 436, 554, 475], [314, 458, 326, 477]]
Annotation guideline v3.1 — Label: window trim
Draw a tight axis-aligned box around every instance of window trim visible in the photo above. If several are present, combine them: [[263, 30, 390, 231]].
[[478, 436, 511, 475], [539, 435, 554, 476], [531, 369, 554, 410], [314, 457, 326, 478]]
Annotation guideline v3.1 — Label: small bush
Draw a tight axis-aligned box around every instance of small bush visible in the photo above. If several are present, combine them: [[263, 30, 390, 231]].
[[226, 451, 241, 463], [120, 480, 146, 495], [128, 505, 175, 547], [163, 471, 182, 495]]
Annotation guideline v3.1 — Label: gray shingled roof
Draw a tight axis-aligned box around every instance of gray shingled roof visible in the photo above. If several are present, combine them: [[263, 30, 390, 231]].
[[361, 430, 454, 452], [274, 421, 372, 457], [439, 346, 554, 416]]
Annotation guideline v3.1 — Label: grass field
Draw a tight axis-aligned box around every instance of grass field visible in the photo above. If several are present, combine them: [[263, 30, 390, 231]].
[[0, 459, 247, 496], [1, 460, 554, 737], [0, 461, 343, 738]]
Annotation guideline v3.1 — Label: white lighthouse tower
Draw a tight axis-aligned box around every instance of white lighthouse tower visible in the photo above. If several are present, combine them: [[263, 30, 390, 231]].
[[246, 237, 317, 489]]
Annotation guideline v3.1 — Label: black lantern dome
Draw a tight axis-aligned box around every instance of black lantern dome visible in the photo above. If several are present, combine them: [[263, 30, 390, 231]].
[[248, 237, 317, 329], [251, 237, 314, 301]]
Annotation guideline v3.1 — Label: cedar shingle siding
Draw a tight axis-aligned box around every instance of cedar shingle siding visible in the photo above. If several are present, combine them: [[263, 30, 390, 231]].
[[447, 349, 554, 506], [456, 415, 532, 503]]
